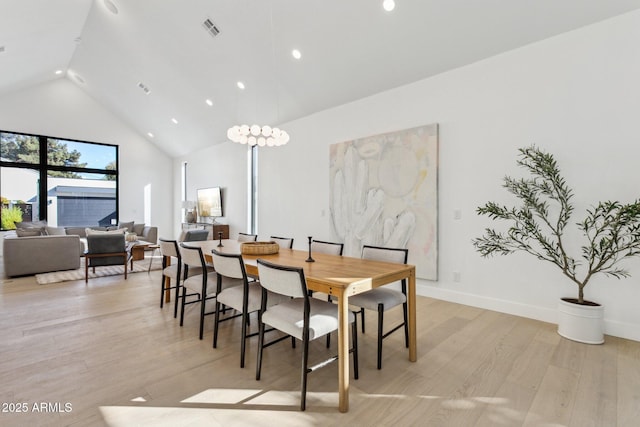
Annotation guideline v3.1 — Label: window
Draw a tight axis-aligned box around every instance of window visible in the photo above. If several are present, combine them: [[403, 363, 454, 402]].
[[248, 145, 258, 234], [1, 130, 118, 230]]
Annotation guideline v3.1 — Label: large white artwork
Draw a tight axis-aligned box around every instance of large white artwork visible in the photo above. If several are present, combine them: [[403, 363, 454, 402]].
[[330, 124, 438, 280]]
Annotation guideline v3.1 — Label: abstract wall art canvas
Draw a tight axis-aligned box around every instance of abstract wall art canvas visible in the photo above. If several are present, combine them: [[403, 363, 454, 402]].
[[329, 124, 438, 280]]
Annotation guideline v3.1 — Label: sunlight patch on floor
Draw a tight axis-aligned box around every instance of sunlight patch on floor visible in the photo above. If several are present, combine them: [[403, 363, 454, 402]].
[[246, 390, 337, 407], [181, 388, 264, 404], [101, 391, 522, 426]]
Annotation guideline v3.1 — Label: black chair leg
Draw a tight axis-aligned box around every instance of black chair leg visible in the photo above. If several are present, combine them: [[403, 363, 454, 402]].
[[402, 301, 409, 348], [240, 312, 248, 368], [377, 304, 384, 370], [352, 317, 359, 380], [326, 295, 332, 348], [180, 286, 187, 326], [301, 334, 310, 411], [213, 300, 221, 348], [176, 268, 188, 319], [361, 308, 366, 333], [256, 315, 265, 380], [173, 284, 181, 318], [199, 297, 206, 340], [160, 275, 166, 308]]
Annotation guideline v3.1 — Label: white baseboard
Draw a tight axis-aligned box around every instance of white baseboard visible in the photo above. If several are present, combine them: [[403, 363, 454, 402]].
[[416, 282, 640, 343], [603, 319, 640, 342]]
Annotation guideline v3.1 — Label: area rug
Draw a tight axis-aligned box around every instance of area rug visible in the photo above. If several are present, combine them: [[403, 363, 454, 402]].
[[36, 255, 162, 285]]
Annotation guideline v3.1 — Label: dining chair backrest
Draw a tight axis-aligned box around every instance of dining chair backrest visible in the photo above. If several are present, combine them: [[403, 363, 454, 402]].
[[270, 236, 294, 249], [183, 229, 209, 242], [159, 238, 180, 258], [238, 232, 258, 242], [311, 240, 344, 256], [180, 244, 206, 268], [362, 245, 408, 287], [257, 259, 307, 299], [211, 250, 246, 280], [361, 245, 408, 264]]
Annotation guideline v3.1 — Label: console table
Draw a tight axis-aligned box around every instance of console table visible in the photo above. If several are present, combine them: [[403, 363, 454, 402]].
[[181, 222, 229, 239]]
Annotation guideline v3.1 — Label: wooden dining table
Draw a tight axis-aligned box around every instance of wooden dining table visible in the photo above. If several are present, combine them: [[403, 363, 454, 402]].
[[182, 239, 417, 412]]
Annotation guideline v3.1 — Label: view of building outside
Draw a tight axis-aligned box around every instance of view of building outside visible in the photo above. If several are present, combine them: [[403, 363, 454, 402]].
[[46, 177, 116, 227], [0, 131, 117, 230]]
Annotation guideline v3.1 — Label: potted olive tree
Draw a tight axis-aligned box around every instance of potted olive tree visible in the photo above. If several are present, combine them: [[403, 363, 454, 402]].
[[472, 146, 640, 344]]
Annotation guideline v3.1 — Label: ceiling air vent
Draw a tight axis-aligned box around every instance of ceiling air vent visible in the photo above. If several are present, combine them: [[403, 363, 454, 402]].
[[137, 82, 151, 95], [202, 18, 220, 38]]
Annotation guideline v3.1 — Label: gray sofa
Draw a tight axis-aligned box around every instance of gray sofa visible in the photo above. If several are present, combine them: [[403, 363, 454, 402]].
[[65, 223, 158, 244], [3, 222, 158, 277], [3, 234, 84, 277]]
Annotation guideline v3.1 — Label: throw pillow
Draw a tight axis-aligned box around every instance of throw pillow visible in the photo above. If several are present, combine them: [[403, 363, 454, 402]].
[[85, 227, 127, 236], [118, 221, 135, 233], [15, 220, 47, 229], [45, 226, 67, 236], [133, 223, 145, 235], [16, 228, 44, 237]]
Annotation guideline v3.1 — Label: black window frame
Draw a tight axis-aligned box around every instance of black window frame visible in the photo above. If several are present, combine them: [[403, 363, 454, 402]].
[[0, 129, 118, 226]]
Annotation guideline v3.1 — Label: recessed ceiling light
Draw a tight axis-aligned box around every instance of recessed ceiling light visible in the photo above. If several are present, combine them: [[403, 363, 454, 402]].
[[237, 81, 245, 90], [205, 99, 213, 106], [104, 0, 119, 14], [292, 49, 302, 60], [55, 70, 63, 75], [383, 0, 395, 12], [147, 132, 154, 138], [171, 118, 178, 124]]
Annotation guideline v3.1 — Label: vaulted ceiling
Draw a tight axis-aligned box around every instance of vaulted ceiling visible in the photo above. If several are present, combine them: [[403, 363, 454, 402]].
[[2, 0, 640, 157]]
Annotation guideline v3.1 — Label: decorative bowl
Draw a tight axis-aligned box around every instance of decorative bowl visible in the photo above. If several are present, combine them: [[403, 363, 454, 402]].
[[240, 241, 280, 255]]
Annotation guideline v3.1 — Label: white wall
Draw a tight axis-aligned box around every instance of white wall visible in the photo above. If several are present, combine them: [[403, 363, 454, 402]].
[[173, 140, 249, 239], [180, 10, 640, 341], [0, 78, 173, 238]]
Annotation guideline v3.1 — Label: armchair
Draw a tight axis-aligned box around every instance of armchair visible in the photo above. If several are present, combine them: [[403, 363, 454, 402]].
[[85, 234, 131, 283]]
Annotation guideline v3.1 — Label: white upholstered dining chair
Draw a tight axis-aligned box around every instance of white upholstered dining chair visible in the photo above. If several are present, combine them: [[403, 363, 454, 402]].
[[310, 239, 344, 256], [255, 258, 359, 411], [212, 250, 290, 367], [270, 236, 294, 249], [347, 245, 408, 370], [158, 238, 183, 318], [179, 243, 238, 339], [237, 232, 258, 242], [211, 250, 257, 367]]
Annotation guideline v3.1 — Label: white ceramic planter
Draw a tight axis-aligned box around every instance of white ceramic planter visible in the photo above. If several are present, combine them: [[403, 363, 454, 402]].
[[557, 298, 604, 344]]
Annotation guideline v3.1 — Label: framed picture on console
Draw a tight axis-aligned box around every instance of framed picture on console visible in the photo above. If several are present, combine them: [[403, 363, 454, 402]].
[[196, 187, 223, 223]]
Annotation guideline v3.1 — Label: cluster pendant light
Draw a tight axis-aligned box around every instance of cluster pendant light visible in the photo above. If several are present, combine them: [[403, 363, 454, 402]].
[[227, 124, 290, 147], [227, 2, 291, 148]]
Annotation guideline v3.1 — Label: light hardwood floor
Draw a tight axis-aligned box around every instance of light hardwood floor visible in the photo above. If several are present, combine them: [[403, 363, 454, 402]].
[[1, 264, 639, 426]]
